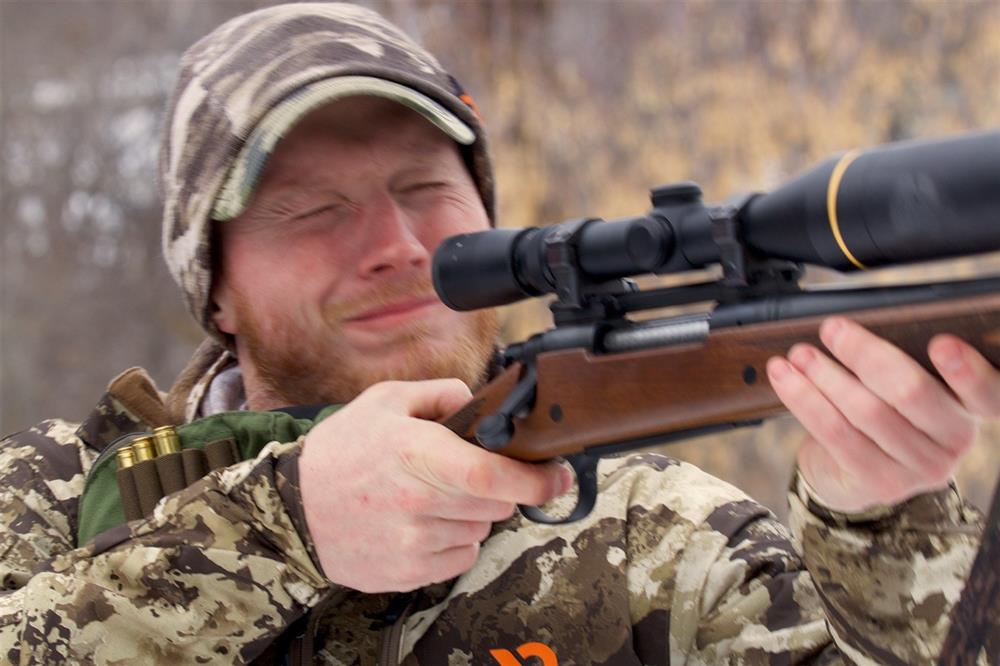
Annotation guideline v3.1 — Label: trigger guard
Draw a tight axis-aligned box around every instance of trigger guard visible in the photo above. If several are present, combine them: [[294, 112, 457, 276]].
[[518, 452, 601, 524]]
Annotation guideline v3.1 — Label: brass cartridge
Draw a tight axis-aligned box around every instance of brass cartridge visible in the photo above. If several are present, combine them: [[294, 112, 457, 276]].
[[115, 442, 143, 521], [132, 436, 157, 462], [131, 436, 163, 516], [153, 426, 181, 456], [116, 445, 136, 470], [153, 426, 186, 496]]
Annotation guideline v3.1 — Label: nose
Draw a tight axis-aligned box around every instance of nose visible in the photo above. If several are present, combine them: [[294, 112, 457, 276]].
[[356, 193, 430, 278]]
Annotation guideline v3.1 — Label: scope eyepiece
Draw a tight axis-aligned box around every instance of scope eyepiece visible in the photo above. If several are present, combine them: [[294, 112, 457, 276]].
[[433, 217, 675, 311], [432, 228, 538, 311]]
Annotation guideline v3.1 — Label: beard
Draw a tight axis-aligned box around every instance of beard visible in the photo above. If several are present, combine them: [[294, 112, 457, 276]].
[[231, 277, 500, 408]]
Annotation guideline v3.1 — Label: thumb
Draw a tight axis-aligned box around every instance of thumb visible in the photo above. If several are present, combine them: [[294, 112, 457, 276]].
[[365, 379, 473, 421]]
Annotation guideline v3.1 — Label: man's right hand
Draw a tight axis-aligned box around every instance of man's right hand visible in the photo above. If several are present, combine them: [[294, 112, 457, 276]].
[[297, 379, 572, 593]]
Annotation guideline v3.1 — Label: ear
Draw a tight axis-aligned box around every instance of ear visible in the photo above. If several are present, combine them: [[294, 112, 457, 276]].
[[210, 277, 239, 336], [209, 221, 240, 336]]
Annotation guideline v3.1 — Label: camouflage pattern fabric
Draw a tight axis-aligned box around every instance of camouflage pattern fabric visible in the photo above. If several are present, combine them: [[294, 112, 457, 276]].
[[159, 2, 495, 342], [5, 1, 987, 660], [0, 353, 985, 664]]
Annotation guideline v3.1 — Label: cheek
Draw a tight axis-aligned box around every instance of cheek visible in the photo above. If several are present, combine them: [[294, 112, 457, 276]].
[[219, 249, 313, 322], [227, 230, 345, 289], [420, 200, 490, 248]]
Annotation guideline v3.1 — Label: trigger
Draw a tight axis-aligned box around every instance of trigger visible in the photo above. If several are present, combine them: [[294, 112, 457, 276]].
[[518, 452, 600, 524]]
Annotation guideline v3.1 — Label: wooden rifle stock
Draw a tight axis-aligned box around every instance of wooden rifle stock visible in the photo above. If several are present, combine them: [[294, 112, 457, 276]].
[[442, 288, 1000, 658], [443, 290, 1000, 460], [432, 128, 1000, 659]]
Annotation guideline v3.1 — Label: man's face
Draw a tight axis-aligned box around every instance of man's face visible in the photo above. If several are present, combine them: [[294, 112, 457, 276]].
[[212, 97, 498, 408]]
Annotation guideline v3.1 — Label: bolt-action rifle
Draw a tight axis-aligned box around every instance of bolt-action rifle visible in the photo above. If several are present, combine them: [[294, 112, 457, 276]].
[[433, 130, 1000, 661]]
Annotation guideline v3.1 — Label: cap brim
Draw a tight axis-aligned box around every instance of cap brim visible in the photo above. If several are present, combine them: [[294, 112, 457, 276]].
[[211, 76, 476, 221]]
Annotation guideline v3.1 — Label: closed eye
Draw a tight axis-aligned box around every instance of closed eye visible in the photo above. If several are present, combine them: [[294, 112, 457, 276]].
[[292, 204, 345, 221], [400, 181, 448, 194]]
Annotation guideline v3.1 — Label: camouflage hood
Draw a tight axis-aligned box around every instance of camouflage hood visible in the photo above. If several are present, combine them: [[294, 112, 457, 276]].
[[158, 2, 494, 340]]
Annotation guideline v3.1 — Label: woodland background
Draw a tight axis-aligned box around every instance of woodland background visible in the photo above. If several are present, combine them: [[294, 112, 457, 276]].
[[2, 0, 999, 520]]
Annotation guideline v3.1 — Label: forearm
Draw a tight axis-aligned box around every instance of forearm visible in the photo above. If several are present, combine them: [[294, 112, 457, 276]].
[[0, 440, 331, 664], [609, 457, 836, 662], [788, 473, 982, 664]]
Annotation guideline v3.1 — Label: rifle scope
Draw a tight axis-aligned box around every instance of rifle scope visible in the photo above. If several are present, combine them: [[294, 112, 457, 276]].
[[433, 130, 1000, 311]]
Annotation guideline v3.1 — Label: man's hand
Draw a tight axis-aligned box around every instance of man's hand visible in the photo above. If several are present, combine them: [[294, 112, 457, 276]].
[[767, 317, 1000, 514], [297, 379, 571, 593]]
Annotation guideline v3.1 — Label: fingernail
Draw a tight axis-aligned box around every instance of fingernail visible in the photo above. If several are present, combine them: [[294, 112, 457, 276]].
[[767, 357, 790, 382], [820, 317, 845, 347], [932, 338, 964, 374]]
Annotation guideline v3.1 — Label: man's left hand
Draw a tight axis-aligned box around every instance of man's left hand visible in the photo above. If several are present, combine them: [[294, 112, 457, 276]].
[[767, 316, 1000, 514]]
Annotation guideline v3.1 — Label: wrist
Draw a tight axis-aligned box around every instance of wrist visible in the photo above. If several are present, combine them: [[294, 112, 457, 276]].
[[792, 468, 897, 525], [277, 438, 331, 583]]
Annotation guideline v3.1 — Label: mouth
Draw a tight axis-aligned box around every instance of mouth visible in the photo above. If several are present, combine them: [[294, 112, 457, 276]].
[[344, 296, 441, 327]]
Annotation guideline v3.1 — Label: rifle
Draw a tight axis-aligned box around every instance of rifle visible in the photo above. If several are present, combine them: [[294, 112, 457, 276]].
[[433, 130, 1000, 661]]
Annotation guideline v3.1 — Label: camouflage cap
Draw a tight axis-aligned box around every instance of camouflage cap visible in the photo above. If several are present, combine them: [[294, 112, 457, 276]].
[[159, 2, 495, 340]]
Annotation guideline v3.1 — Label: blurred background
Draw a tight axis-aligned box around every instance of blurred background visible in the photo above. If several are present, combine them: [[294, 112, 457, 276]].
[[2, 0, 998, 520]]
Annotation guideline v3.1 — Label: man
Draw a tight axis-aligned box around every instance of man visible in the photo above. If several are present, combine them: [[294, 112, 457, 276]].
[[0, 3, 994, 664]]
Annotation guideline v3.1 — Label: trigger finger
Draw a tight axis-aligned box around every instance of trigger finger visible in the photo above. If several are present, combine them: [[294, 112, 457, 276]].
[[430, 496, 517, 522]]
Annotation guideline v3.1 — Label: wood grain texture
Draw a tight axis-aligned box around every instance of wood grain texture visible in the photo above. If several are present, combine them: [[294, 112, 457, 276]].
[[444, 292, 1000, 462]]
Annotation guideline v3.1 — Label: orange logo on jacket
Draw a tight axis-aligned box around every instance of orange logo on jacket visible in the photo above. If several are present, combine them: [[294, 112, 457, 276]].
[[489, 642, 558, 665]]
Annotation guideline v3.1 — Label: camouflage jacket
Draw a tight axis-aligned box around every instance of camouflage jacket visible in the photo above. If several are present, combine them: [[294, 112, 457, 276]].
[[0, 341, 985, 665]]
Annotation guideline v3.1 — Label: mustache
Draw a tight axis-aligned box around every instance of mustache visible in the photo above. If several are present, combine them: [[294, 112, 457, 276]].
[[323, 276, 439, 321]]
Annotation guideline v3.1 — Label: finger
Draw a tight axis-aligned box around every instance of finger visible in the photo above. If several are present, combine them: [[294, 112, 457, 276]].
[[767, 356, 897, 479], [401, 437, 571, 506], [929, 334, 1000, 418], [361, 378, 473, 420], [819, 317, 976, 454], [411, 518, 493, 552], [427, 495, 517, 522], [787, 343, 953, 478], [422, 543, 480, 587], [459, 456, 572, 506]]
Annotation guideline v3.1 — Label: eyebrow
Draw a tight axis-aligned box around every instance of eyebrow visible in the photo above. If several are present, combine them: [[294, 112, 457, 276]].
[[255, 187, 348, 216], [251, 148, 458, 215]]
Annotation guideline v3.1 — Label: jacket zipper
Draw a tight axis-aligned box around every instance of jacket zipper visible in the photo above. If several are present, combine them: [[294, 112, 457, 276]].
[[378, 595, 415, 665]]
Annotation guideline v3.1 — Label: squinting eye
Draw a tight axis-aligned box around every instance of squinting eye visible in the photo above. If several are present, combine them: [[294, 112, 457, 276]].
[[295, 205, 344, 221], [403, 182, 446, 194]]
